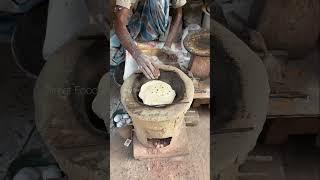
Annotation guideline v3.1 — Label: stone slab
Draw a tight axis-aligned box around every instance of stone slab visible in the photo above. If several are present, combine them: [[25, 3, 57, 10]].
[[185, 108, 200, 126]]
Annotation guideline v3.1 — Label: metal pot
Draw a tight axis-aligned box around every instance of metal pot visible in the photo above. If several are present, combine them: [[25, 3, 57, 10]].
[[184, 29, 210, 80], [189, 54, 210, 80]]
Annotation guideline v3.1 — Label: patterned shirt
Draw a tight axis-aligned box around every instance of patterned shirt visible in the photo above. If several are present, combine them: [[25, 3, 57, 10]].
[[116, 0, 186, 10]]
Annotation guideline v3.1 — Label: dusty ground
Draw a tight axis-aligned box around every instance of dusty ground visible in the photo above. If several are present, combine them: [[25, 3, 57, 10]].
[[217, 134, 320, 180], [238, 136, 320, 180], [110, 107, 210, 180]]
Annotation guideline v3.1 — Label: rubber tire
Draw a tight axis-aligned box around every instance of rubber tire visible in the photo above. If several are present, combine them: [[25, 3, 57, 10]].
[[34, 39, 107, 180], [212, 20, 270, 176]]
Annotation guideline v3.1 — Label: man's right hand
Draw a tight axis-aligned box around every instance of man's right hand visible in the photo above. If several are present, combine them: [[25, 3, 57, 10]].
[[135, 54, 160, 79], [114, 7, 160, 79]]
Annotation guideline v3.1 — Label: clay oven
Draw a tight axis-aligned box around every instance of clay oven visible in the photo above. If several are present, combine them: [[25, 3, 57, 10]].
[[121, 65, 194, 148]]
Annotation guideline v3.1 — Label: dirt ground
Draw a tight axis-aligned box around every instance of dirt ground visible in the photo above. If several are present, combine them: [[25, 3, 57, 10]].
[[110, 107, 210, 180]]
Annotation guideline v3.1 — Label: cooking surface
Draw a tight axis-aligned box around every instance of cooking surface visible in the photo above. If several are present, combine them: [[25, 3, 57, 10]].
[[184, 29, 210, 56]]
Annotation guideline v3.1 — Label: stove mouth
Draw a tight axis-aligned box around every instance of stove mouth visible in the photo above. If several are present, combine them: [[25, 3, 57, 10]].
[[147, 137, 172, 148], [132, 70, 186, 108]]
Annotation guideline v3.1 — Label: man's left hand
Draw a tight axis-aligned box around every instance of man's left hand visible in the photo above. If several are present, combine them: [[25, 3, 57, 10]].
[[161, 46, 178, 62]]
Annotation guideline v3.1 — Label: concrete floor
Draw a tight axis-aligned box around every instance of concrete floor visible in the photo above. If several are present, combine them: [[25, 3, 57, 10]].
[[110, 107, 210, 180], [0, 43, 56, 179]]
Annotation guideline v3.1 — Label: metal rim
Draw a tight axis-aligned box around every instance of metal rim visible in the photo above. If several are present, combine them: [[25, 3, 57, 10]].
[[183, 29, 210, 57]]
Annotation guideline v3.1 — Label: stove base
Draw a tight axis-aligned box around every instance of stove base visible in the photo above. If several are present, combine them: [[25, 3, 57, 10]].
[[133, 126, 189, 160]]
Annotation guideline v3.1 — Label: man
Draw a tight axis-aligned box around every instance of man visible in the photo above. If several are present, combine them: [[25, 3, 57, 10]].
[[111, 0, 186, 79]]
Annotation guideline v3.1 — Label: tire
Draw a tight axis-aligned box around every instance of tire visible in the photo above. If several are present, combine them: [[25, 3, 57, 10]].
[[212, 20, 270, 176], [11, 1, 48, 78], [34, 38, 108, 180]]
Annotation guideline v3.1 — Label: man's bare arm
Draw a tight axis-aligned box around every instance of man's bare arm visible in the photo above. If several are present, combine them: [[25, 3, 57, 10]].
[[114, 6, 159, 79], [164, 7, 183, 48], [114, 6, 140, 58]]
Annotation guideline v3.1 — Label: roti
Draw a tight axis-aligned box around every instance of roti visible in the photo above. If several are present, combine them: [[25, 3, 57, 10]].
[[139, 80, 176, 106]]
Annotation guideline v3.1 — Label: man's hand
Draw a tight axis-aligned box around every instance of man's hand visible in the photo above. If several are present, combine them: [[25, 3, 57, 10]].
[[163, 7, 182, 49], [135, 54, 160, 79], [115, 6, 160, 79], [161, 46, 178, 62]]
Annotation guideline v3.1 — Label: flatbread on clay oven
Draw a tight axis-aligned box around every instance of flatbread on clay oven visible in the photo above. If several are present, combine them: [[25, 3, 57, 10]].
[[139, 80, 176, 106]]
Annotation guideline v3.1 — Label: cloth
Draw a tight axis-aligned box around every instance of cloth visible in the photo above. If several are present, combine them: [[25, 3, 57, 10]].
[[116, 0, 186, 10], [110, 0, 171, 66], [128, 0, 170, 42]]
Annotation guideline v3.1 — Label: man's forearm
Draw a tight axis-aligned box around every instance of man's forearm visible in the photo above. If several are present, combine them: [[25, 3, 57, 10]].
[[113, 6, 159, 79], [114, 22, 141, 59], [164, 7, 183, 48]]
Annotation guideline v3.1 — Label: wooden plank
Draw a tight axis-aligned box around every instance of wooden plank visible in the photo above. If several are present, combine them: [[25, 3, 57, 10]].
[[267, 52, 320, 116], [264, 117, 320, 144], [193, 79, 210, 99], [192, 99, 210, 108]]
